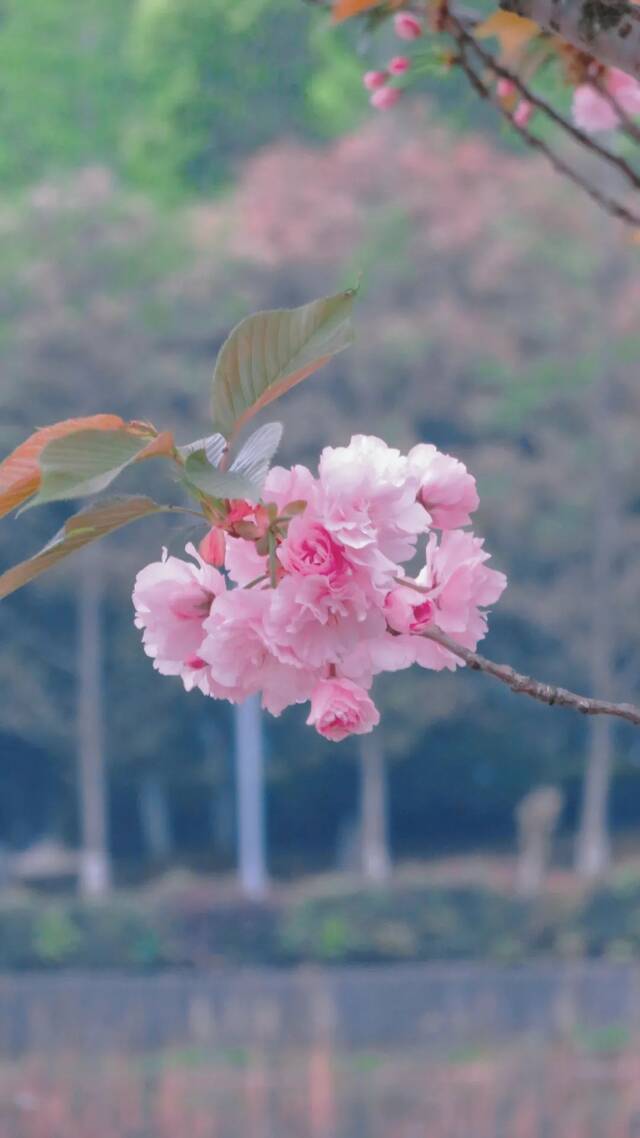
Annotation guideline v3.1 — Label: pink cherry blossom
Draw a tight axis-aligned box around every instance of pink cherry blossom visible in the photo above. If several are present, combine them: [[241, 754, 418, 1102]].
[[306, 678, 380, 742], [513, 99, 533, 128], [607, 67, 640, 114], [225, 535, 268, 586], [340, 633, 419, 687], [262, 464, 316, 513], [393, 10, 423, 39], [277, 514, 351, 584], [497, 78, 516, 101], [370, 87, 402, 111], [317, 435, 427, 574], [133, 434, 507, 741], [133, 545, 225, 694], [408, 443, 479, 529], [572, 84, 619, 133], [266, 572, 385, 670], [412, 530, 507, 669], [384, 584, 435, 634], [572, 68, 640, 133], [200, 588, 314, 714], [363, 70, 388, 91]]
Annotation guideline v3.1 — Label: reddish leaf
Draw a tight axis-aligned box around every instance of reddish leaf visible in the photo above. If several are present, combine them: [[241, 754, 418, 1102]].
[[0, 496, 170, 599], [332, 0, 383, 23], [135, 430, 175, 462], [0, 415, 125, 519], [475, 10, 540, 63]]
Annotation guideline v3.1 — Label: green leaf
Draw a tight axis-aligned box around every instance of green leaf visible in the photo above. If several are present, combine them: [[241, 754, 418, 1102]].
[[0, 497, 170, 599], [183, 452, 260, 502], [211, 289, 356, 439], [25, 429, 159, 509]]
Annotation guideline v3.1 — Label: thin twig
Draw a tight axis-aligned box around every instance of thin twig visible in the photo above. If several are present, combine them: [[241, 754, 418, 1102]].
[[423, 625, 640, 726], [455, 42, 640, 225]]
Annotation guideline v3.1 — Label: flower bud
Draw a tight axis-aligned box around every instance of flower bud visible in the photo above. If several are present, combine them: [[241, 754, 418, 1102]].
[[496, 78, 516, 100], [363, 69, 388, 91], [513, 99, 533, 128], [393, 11, 422, 39], [384, 586, 434, 634], [370, 86, 402, 111], [388, 55, 411, 76], [199, 527, 226, 567]]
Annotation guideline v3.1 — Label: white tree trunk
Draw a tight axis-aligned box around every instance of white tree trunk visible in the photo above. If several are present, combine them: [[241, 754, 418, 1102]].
[[358, 733, 392, 883], [139, 774, 173, 862], [575, 361, 616, 880], [77, 548, 111, 898], [576, 716, 613, 877], [234, 696, 268, 898]]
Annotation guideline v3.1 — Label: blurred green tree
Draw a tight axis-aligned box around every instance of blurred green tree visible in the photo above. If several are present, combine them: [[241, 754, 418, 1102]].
[[125, 0, 363, 198], [0, 0, 132, 187]]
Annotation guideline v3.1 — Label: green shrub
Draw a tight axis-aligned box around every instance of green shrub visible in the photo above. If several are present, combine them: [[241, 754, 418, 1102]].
[[0, 876, 635, 969]]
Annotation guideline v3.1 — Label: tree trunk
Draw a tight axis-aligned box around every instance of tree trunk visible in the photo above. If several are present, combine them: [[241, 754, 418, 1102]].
[[500, 0, 640, 81], [77, 548, 111, 897], [358, 733, 392, 883], [234, 696, 268, 898], [575, 361, 616, 880], [576, 716, 613, 877], [139, 774, 173, 863]]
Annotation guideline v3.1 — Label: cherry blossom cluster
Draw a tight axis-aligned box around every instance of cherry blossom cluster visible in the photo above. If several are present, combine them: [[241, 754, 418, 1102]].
[[133, 436, 506, 742], [362, 7, 640, 139], [363, 11, 422, 111]]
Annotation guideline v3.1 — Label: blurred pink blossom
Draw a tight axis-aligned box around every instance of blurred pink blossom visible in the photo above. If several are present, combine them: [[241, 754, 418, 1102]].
[[388, 56, 411, 76], [573, 68, 640, 133], [393, 11, 423, 39], [370, 86, 402, 110], [363, 69, 388, 91]]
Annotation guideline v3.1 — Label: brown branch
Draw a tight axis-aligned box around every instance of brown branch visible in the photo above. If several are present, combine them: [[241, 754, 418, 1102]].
[[423, 625, 640, 726], [451, 12, 640, 195], [306, 0, 640, 79], [454, 40, 640, 225]]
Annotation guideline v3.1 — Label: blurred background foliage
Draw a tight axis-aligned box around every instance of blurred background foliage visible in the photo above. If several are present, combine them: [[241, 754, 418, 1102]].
[[2, 0, 640, 950]]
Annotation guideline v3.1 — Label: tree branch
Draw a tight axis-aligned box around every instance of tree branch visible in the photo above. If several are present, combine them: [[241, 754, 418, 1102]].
[[500, 0, 640, 81], [454, 36, 640, 226], [451, 12, 640, 196], [423, 626, 640, 727]]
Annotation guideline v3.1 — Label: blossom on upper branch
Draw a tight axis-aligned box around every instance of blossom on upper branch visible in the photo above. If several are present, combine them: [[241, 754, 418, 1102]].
[[572, 67, 640, 134]]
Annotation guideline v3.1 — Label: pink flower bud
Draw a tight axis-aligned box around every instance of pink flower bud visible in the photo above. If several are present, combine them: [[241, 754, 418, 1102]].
[[363, 69, 388, 91], [393, 10, 423, 39], [496, 78, 516, 100], [199, 527, 226, 567], [384, 587, 434, 634], [370, 86, 402, 111], [513, 99, 533, 128], [388, 55, 411, 76]]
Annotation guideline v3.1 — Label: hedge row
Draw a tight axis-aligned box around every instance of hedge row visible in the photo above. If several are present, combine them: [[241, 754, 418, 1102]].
[[1, 876, 640, 969]]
